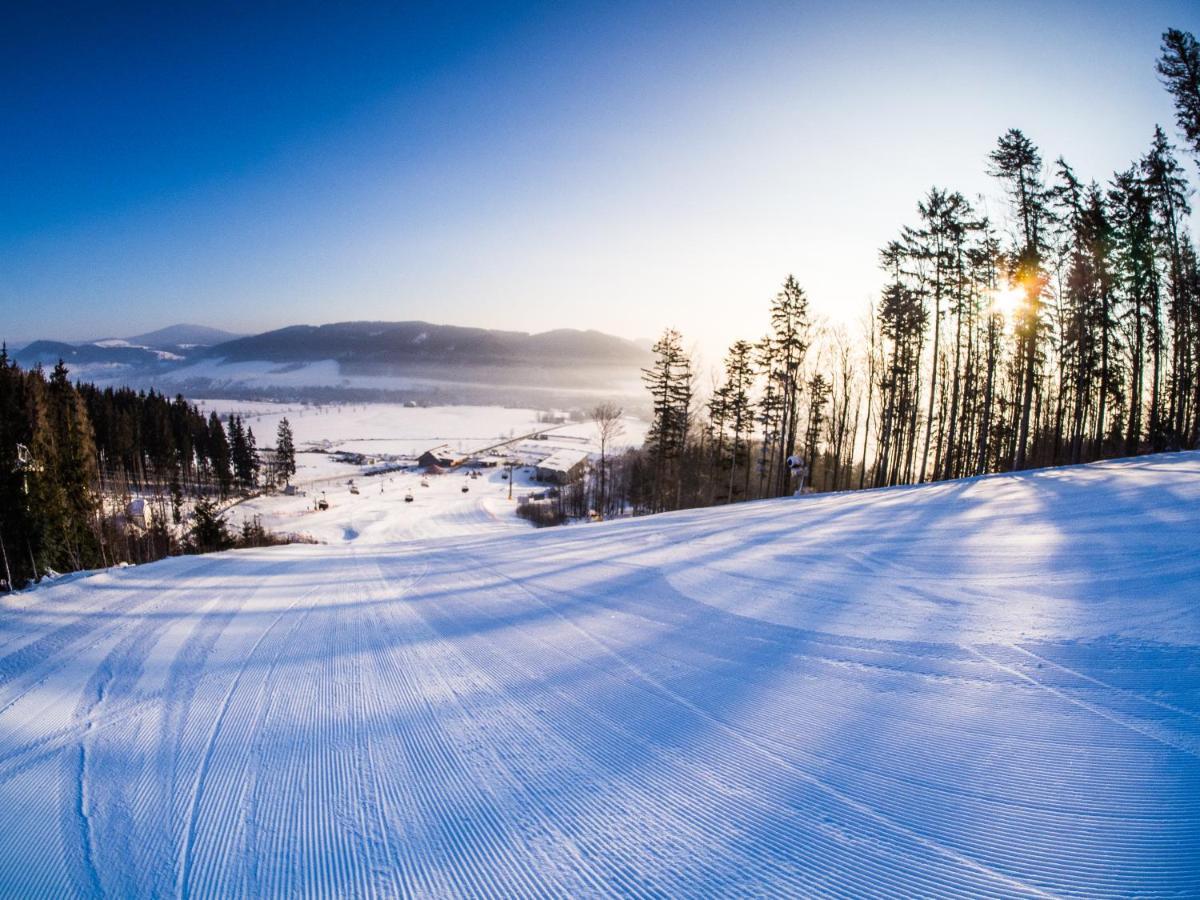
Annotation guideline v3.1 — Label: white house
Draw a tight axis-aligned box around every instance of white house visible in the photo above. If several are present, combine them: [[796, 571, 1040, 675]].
[[534, 449, 589, 484]]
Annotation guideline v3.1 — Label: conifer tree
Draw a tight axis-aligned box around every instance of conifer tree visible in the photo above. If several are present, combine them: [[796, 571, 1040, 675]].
[[640, 329, 692, 512], [764, 276, 811, 496], [189, 496, 232, 553], [275, 417, 296, 485], [46, 361, 100, 570], [1110, 166, 1157, 454], [1142, 126, 1193, 446], [208, 412, 233, 496], [718, 340, 756, 502], [875, 281, 927, 486], [1158, 29, 1200, 166], [989, 129, 1053, 469]]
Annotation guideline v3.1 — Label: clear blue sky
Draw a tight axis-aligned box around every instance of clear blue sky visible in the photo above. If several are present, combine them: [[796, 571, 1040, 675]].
[[2, 1, 1196, 359]]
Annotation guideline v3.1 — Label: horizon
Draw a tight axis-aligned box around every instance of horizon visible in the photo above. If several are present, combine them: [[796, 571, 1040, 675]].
[[2, 2, 1197, 363], [3, 9, 1200, 894], [5, 317, 657, 352]]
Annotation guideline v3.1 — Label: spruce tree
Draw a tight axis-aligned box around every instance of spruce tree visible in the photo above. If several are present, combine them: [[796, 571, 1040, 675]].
[[765, 276, 811, 496], [1158, 29, 1200, 166], [1142, 127, 1192, 446], [275, 417, 296, 485], [189, 496, 232, 553], [641, 329, 691, 512], [718, 340, 756, 502], [989, 129, 1053, 469], [208, 412, 233, 496], [1110, 167, 1157, 454]]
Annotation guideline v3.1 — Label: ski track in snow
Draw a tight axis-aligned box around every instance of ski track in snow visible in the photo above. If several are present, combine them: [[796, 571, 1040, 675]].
[[1, 452, 1198, 897]]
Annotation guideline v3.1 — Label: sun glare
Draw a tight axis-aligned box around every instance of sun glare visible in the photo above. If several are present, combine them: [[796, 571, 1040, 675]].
[[990, 283, 1025, 321]]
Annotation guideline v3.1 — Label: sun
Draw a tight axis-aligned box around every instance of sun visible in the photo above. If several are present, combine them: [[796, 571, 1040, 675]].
[[989, 283, 1025, 321]]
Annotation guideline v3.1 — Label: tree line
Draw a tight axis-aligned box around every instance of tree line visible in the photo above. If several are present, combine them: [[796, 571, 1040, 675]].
[[590, 29, 1200, 517], [0, 351, 298, 589]]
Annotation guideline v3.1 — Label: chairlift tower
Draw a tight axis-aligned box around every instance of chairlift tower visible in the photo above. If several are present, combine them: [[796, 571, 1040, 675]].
[[15, 444, 43, 496]]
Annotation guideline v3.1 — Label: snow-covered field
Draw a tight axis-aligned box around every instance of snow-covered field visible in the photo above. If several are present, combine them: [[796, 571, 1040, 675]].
[[1, 453, 1198, 896], [192, 401, 569, 454], [233, 465, 544, 545], [194, 400, 646, 487]]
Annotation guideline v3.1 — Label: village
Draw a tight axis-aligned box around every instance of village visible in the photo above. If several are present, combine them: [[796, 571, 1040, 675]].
[[177, 400, 645, 545]]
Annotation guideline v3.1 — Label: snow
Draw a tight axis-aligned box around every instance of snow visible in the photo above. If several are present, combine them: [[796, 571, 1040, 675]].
[[88, 339, 180, 359], [192, 400, 647, 458], [535, 447, 590, 474], [1, 452, 1198, 896], [189, 400, 646, 490], [231, 465, 541, 545]]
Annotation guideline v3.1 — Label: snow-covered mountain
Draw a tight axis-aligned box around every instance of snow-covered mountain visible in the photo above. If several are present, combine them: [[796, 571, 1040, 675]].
[[12, 324, 244, 378], [12, 320, 650, 404], [13, 337, 188, 372], [200, 321, 647, 368], [125, 323, 245, 350], [1, 452, 1197, 895]]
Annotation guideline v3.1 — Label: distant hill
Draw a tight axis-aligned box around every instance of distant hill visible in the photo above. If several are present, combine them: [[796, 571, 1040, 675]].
[[201, 321, 648, 368], [13, 320, 650, 405], [127, 324, 244, 350], [14, 339, 186, 373], [13, 323, 244, 376]]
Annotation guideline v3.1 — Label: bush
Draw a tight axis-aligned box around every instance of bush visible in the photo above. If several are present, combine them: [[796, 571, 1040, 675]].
[[516, 500, 565, 527], [188, 497, 233, 553]]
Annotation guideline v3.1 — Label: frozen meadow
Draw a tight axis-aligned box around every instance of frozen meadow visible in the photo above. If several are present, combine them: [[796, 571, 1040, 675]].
[[0, 452, 1198, 896]]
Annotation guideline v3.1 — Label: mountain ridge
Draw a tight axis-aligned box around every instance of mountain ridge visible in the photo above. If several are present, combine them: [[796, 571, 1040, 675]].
[[11, 320, 650, 403]]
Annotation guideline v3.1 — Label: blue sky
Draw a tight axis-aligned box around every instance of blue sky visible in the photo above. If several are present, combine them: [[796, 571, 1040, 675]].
[[2, 1, 1196, 359]]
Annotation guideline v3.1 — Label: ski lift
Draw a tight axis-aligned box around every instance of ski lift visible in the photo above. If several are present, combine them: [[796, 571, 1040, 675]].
[[420, 479, 430, 488], [317, 498, 329, 511], [461, 485, 470, 493], [14, 444, 42, 495], [349, 485, 360, 495], [404, 493, 414, 503]]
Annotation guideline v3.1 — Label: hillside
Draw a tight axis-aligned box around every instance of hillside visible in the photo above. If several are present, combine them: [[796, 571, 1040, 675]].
[[0, 454, 1197, 896], [11, 321, 650, 404], [126, 324, 245, 350], [201, 321, 649, 368], [13, 338, 186, 373]]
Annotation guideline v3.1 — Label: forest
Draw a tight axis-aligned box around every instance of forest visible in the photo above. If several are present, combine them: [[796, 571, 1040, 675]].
[[566, 29, 1200, 519], [0, 355, 297, 589]]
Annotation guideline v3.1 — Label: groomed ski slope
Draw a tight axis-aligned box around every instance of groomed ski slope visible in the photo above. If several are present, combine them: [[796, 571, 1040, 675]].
[[1, 453, 1198, 897]]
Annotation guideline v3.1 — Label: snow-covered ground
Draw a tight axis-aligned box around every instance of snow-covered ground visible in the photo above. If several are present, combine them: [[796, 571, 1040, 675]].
[[194, 400, 647, 487], [232, 464, 544, 545], [193, 401, 565, 455], [1, 453, 1198, 896]]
